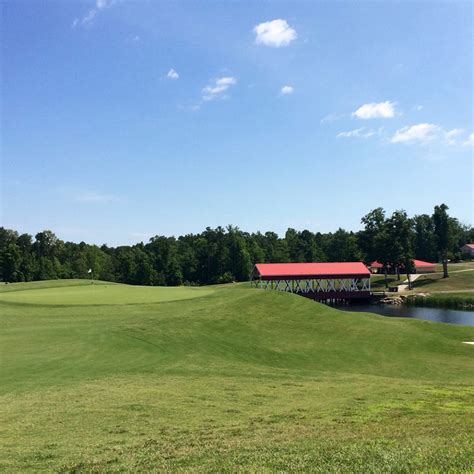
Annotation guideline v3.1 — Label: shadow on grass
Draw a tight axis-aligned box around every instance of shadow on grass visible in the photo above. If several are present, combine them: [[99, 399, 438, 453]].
[[371, 277, 404, 289], [412, 276, 443, 289]]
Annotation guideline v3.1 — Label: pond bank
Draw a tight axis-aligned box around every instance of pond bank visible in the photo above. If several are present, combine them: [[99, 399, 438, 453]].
[[339, 303, 474, 326], [371, 292, 474, 311], [405, 294, 474, 310]]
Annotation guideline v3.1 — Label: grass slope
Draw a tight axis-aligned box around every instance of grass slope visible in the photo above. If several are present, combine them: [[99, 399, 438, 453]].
[[370, 264, 474, 296], [412, 270, 474, 293], [1, 280, 473, 472]]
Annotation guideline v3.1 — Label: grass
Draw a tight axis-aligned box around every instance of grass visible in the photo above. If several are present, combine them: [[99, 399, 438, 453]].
[[1, 280, 474, 472], [370, 274, 405, 289], [406, 293, 474, 310], [412, 270, 474, 293], [370, 263, 474, 299], [0, 280, 215, 305]]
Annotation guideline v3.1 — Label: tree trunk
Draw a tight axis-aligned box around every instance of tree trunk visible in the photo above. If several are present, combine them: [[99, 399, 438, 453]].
[[384, 267, 388, 288], [406, 269, 412, 290], [396, 265, 400, 281], [443, 257, 449, 278]]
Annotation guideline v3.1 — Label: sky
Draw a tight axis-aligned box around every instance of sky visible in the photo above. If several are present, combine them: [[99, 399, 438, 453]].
[[1, 0, 473, 246]]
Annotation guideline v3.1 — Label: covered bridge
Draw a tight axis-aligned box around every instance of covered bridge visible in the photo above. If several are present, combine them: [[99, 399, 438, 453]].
[[251, 262, 371, 302]]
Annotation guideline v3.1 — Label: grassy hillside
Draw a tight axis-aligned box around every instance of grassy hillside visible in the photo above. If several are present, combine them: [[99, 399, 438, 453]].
[[370, 264, 474, 294], [412, 269, 474, 293], [1, 280, 473, 471]]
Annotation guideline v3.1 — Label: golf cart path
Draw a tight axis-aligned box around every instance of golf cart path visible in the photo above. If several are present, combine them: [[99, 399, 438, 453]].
[[397, 274, 422, 292]]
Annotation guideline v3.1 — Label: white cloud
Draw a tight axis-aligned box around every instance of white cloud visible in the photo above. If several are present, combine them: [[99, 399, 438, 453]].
[[390, 124, 472, 146], [202, 76, 237, 101], [337, 127, 375, 139], [391, 123, 441, 144], [96, 0, 111, 9], [72, 0, 115, 28], [444, 128, 464, 145], [463, 132, 474, 147], [254, 19, 297, 47], [352, 101, 396, 119], [280, 85, 294, 95], [73, 9, 97, 27], [321, 113, 345, 123], [167, 68, 179, 80]]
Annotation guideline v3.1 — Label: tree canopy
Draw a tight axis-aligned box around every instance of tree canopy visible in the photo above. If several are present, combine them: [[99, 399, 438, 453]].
[[1, 205, 472, 285]]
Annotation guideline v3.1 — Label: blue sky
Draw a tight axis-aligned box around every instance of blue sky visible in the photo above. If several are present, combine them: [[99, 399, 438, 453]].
[[2, 1, 473, 245]]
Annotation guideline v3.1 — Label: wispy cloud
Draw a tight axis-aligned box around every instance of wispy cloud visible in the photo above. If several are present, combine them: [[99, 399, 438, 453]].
[[391, 123, 441, 144], [444, 128, 464, 145], [391, 124, 471, 147], [321, 113, 345, 123], [337, 127, 375, 139], [72, 0, 116, 28], [353, 101, 396, 119], [202, 76, 237, 101], [254, 19, 297, 47], [167, 68, 179, 80], [280, 85, 294, 95], [463, 132, 474, 147]]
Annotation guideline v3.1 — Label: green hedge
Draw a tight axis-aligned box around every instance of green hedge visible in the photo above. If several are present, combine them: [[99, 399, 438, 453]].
[[406, 294, 474, 310]]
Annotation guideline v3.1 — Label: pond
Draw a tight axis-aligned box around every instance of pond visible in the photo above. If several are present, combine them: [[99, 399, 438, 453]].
[[339, 304, 474, 326]]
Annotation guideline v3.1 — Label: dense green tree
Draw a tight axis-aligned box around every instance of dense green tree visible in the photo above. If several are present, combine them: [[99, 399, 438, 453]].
[[413, 214, 437, 263], [433, 204, 453, 278], [324, 229, 362, 262], [1, 243, 21, 282], [386, 210, 414, 288], [0, 207, 471, 285], [359, 208, 386, 263], [227, 228, 251, 281]]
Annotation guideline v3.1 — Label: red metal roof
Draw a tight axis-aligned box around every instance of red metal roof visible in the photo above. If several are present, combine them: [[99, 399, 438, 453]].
[[254, 262, 370, 278], [413, 259, 435, 267], [370, 261, 384, 268], [463, 243, 474, 249]]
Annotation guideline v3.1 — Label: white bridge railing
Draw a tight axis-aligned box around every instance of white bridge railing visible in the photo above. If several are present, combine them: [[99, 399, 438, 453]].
[[251, 277, 371, 294]]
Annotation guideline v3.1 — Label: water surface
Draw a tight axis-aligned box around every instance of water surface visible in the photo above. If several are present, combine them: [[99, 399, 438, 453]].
[[340, 304, 474, 326]]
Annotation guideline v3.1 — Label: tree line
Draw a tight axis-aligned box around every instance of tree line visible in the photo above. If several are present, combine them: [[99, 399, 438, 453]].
[[1, 204, 472, 286]]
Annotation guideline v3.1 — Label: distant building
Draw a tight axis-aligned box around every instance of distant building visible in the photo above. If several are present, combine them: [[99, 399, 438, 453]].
[[369, 261, 384, 274], [412, 260, 436, 273], [370, 260, 435, 274], [461, 244, 474, 259]]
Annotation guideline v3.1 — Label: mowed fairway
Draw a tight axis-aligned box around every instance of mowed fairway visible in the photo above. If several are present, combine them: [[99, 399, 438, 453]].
[[1, 281, 473, 472]]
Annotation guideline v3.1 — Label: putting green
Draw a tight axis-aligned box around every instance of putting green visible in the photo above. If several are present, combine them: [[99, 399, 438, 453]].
[[0, 281, 215, 306]]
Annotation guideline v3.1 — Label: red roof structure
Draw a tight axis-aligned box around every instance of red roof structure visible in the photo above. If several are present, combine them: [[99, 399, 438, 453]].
[[413, 259, 435, 268], [370, 261, 384, 268], [253, 262, 370, 279], [464, 244, 474, 249]]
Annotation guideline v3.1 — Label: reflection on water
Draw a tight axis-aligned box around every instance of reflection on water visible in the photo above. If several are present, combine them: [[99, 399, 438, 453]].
[[339, 304, 474, 326]]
